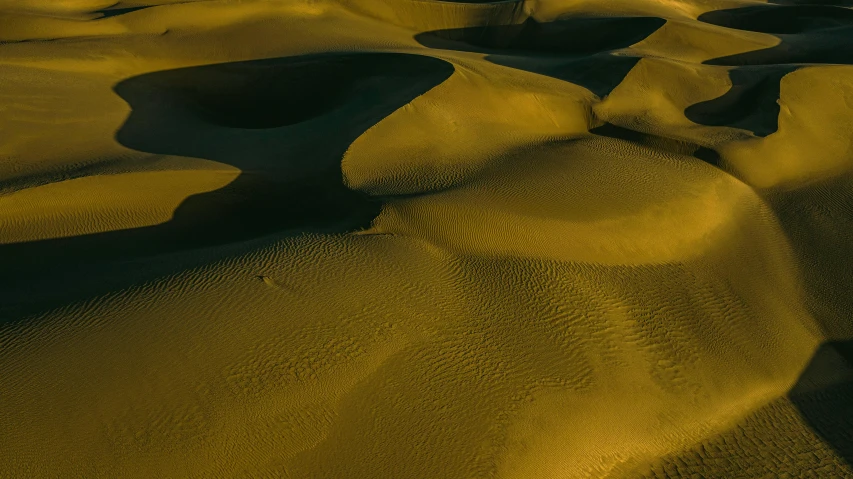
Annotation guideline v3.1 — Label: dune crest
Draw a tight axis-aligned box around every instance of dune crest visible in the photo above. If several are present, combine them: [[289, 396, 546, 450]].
[[1, 0, 852, 477]]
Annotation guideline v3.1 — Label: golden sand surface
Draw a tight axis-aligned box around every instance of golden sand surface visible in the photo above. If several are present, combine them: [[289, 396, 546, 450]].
[[1, 0, 852, 477]]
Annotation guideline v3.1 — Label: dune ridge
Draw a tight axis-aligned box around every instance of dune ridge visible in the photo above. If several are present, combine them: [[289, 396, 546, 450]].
[[1, 0, 852, 477]]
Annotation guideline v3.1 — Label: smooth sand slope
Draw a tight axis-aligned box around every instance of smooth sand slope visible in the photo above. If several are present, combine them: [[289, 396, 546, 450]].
[[0, 0, 852, 477]]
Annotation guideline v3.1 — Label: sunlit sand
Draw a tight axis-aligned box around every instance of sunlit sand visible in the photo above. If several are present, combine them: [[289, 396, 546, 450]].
[[1, 0, 852, 477]]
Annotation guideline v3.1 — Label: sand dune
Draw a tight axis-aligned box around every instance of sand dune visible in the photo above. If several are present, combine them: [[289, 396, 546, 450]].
[[1, 0, 852, 477]]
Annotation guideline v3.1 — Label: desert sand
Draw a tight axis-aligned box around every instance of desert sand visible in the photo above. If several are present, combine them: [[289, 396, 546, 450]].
[[1, 0, 852, 477]]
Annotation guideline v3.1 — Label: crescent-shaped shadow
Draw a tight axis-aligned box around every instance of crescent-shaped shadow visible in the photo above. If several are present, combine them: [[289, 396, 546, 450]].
[[0, 52, 454, 324], [415, 16, 667, 98], [687, 2, 853, 138]]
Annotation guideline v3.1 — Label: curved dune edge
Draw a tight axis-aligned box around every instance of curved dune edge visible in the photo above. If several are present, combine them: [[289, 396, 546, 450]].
[[0, 166, 239, 244], [0, 218, 820, 477], [721, 66, 853, 189], [341, 0, 528, 31], [1, 0, 852, 477], [362, 134, 768, 266]]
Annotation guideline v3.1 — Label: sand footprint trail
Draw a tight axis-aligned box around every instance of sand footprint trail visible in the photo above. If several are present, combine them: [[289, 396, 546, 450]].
[[0, 0, 852, 477]]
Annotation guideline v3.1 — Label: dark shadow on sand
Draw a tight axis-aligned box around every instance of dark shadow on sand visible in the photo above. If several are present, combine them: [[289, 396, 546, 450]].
[[590, 122, 724, 168], [96, 6, 152, 18], [685, 2, 853, 137], [692, 7, 853, 460], [0, 52, 453, 324], [685, 66, 797, 137], [789, 339, 853, 467], [415, 16, 666, 98], [699, 3, 853, 66], [691, 5, 853, 459], [767, 174, 853, 343]]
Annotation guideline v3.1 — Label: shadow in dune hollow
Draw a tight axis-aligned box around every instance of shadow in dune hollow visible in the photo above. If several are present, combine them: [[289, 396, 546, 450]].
[[416, 15, 666, 98], [0, 52, 454, 324]]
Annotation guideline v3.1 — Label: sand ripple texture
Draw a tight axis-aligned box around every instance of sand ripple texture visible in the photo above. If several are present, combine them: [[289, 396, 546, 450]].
[[1, 0, 852, 477]]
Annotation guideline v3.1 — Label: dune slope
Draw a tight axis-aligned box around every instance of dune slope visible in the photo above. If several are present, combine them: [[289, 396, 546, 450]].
[[0, 0, 851, 477]]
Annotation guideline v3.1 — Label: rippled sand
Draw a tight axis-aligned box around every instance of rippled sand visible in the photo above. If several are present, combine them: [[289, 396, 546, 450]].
[[1, 0, 852, 477]]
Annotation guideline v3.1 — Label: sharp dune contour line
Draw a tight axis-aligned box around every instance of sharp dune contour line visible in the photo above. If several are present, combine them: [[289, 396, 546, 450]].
[[1, 0, 852, 477]]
